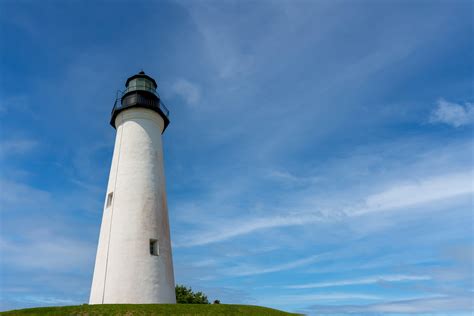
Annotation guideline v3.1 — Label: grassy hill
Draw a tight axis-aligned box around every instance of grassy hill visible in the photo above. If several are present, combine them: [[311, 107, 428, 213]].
[[0, 304, 301, 315]]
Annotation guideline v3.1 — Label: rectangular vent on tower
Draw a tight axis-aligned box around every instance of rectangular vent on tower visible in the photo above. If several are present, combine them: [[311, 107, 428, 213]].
[[106, 192, 113, 208], [150, 239, 159, 256]]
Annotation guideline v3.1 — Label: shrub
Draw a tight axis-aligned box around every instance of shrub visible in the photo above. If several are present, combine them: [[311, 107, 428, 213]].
[[175, 285, 210, 304]]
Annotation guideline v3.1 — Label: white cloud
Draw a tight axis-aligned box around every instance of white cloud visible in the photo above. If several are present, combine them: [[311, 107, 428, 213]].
[[266, 169, 321, 185], [358, 171, 474, 215], [176, 170, 472, 247], [0, 178, 100, 276], [171, 79, 201, 106], [0, 231, 95, 271], [177, 3, 257, 80], [309, 296, 473, 314], [0, 138, 38, 158], [175, 212, 330, 247], [13, 296, 78, 305], [0, 179, 51, 211], [429, 99, 474, 127], [261, 293, 382, 305], [299, 293, 382, 302], [191, 259, 219, 268], [222, 254, 323, 277], [285, 274, 431, 289]]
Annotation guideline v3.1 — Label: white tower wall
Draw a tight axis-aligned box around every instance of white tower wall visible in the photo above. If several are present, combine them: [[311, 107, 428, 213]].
[[90, 108, 176, 304]]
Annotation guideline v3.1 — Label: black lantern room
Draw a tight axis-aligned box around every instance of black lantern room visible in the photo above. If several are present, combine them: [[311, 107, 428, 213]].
[[111, 71, 170, 132]]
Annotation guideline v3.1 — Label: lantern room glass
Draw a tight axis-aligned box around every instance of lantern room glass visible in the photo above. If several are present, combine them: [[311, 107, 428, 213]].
[[126, 78, 156, 94]]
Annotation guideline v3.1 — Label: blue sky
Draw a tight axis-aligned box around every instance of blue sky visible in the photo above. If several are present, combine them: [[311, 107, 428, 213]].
[[0, 0, 473, 315]]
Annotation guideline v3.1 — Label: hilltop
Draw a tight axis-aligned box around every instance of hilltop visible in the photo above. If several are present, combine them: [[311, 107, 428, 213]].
[[0, 304, 301, 315]]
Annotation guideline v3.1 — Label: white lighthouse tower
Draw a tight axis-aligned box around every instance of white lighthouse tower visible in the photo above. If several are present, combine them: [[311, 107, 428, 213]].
[[90, 71, 176, 304]]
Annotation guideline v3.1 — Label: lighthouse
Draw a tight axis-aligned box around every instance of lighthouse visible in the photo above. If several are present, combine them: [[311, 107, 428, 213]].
[[89, 71, 176, 304]]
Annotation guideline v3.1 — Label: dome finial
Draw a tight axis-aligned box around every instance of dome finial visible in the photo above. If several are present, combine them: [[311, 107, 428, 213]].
[[139, 70, 145, 74]]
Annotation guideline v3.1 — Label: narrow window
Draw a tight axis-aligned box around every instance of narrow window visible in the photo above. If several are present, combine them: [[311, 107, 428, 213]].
[[106, 192, 113, 208], [150, 239, 159, 256]]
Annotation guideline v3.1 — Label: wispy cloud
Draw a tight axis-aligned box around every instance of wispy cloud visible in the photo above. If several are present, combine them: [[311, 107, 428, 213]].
[[429, 99, 474, 127], [0, 179, 51, 211], [176, 170, 472, 247], [0, 231, 95, 271], [175, 212, 331, 247], [191, 258, 219, 268], [266, 169, 321, 186], [308, 295, 473, 314], [11, 296, 78, 305], [285, 274, 431, 289], [171, 79, 201, 106], [0, 177, 98, 310], [0, 138, 38, 159], [222, 254, 323, 277], [180, 3, 256, 80], [261, 293, 383, 305], [358, 171, 473, 215]]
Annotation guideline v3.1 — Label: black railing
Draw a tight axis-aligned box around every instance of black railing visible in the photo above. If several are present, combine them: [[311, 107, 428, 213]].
[[112, 89, 170, 118], [160, 100, 170, 117]]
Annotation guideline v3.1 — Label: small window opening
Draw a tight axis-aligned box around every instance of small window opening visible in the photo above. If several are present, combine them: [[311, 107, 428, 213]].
[[106, 192, 113, 208], [150, 239, 159, 256]]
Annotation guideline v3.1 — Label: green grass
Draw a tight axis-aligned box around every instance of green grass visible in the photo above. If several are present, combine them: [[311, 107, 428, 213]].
[[0, 304, 301, 316]]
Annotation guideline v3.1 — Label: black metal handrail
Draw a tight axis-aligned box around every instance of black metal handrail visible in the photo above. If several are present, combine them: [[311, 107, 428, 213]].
[[160, 100, 170, 117], [112, 89, 170, 118]]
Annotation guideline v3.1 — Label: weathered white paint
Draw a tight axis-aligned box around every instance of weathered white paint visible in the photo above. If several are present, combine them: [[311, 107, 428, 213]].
[[90, 108, 176, 304]]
